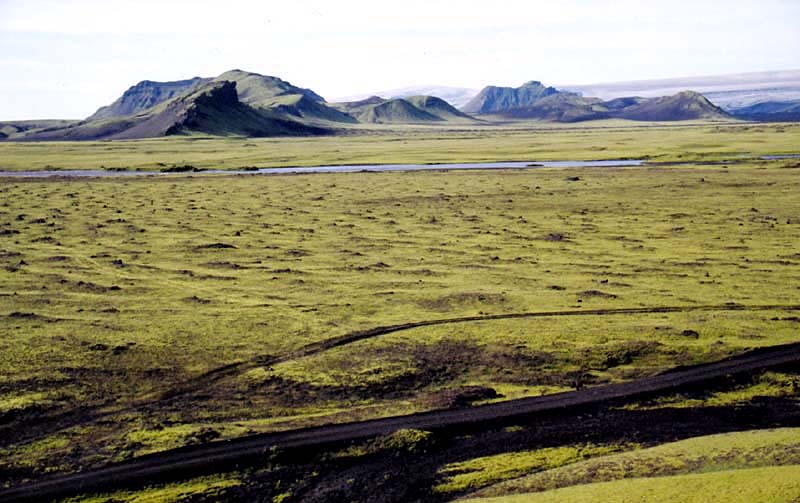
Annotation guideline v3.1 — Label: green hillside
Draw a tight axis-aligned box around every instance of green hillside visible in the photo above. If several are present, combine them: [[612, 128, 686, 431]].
[[87, 77, 209, 121], [463, 428, 800, 499], [463, 466, 800, 503], [212, 70, 356, 124], [404, 95, 480, 122], [20, 81, 329, 141], [333, 95, 479, 123]]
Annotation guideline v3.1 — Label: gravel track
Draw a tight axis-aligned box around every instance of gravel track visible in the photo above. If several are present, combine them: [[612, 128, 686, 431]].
[[3, 339, 800, 502]]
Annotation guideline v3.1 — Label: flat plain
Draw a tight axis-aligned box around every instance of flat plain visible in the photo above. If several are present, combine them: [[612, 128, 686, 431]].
[[1, 121, 799, 502]]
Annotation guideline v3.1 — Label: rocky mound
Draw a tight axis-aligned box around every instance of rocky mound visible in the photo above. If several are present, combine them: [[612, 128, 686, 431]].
[[498, 94, 609, 122], [612, 91, 730, 121], [88, 77, 210, 120], [462, 81, 564, 114], [729, 100, 800, 121]]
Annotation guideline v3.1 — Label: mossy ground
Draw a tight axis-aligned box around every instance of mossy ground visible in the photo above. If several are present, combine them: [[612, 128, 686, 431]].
[[0, 121, 798, 172], [463, 427, 800, 500], [461, 465, 800, 503], [59, 475, 239, 503], [1, 124, 799, 500]]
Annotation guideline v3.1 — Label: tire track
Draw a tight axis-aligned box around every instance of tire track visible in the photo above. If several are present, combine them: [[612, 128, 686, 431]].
[[156, 302, 800, 400], [3, 340, 800, 503], [3, 304, 798, 447]]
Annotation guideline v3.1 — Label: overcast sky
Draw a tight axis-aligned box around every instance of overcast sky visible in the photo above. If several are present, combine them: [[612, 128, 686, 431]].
[[1, 0, 798, 120]]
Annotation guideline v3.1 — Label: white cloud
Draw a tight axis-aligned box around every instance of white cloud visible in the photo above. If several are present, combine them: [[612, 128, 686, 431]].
[[1, 0, 798, 119]]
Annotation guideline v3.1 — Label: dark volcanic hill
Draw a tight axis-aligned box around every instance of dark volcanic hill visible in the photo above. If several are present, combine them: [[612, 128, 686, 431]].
[[461, 81, 564, 114], [498, 94, 609, 122], [602, 96, 649, 111], [23, 81, 328, 141], [728, 100, 800, 121], [333, 96, 479, 124], [88, 77, 210, 121], [612, 91, 730, 121]]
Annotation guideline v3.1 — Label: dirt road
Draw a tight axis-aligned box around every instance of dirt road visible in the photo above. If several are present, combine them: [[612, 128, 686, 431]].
[[3, 340, 799, 503]]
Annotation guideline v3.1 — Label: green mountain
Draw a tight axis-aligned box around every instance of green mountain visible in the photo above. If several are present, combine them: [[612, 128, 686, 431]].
[[2, 72, 742, 142], [404, 95, 480, 123], [88, 77, 210, 121], [113, 80, 329, 139], [87, 70, 355, 126], [333, 95, 479, 124], [211, 70, 356, 124], [461, 81, 564, 114], [0, 120, 78, 140], [360, 99, 438, 123], [22, 81, 329, 141]]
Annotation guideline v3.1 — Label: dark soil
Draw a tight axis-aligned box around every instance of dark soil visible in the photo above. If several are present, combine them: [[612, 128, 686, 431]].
[[213, 382, 800, 503], [3, 346, 799, 503]]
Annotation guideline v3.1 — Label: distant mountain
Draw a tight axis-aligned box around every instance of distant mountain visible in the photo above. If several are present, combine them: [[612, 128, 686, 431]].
[[462, 81, 565, 114], [729, 100, 800, 121], [7, 70, 483, 141], [0, 120, 78, 140], [562, 70, 800, 112], [88, 77, 210, 121], [22, 81, 329, 141], [611, 91, 730, 121], [487, 88, 729, 122], [602, 96, 649, 111], [403, 96, 480, 123], [10, 69, 799, 141], [335, 86, 479, 109], [497, 94, 608, 122], [333, 96, 479, 124]]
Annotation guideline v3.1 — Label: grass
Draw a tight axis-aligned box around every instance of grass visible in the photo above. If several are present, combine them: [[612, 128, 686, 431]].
[[466, 428, 800, 499], [622, 371, 800, 410], [0, 122, 797, 171], [1, 125, 799, 489], [58, 474, 240, 503], [461, 465, 800, 503], [434, 444, 626, 494]]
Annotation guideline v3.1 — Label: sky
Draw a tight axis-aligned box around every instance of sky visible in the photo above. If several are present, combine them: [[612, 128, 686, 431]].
[[1, 0, 799, 120]]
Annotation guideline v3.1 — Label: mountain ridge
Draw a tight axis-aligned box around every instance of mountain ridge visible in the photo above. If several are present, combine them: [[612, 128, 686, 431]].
[[460, 80, 730, 122], [88, 77, 210, 121], [20, 80, 329, 141], [333, 95, 480, 124], [462, 81, 565, 114], [8, 69, 800, 141]]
